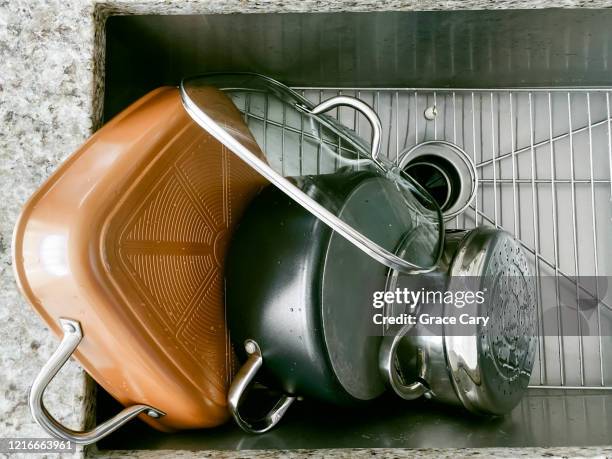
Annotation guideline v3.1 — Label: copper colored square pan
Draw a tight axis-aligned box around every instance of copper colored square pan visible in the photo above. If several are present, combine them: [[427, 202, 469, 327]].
[[13, 87, 267, 434]]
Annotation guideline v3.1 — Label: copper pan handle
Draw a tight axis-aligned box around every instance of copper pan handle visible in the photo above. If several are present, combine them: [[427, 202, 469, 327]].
[[29, 318, 164, 445], [228, 340, 296, 434]]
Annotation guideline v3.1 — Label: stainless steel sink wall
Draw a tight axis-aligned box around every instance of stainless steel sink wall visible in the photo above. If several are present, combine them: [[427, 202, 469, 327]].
[[105, 10, 612, 119]]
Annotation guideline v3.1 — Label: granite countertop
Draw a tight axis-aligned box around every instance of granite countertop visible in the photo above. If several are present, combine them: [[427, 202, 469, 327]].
[[2, 1, 612, 458]]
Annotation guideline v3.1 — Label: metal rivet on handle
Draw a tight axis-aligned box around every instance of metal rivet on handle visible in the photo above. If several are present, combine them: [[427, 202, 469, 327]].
[[245, 340, 257, 355]]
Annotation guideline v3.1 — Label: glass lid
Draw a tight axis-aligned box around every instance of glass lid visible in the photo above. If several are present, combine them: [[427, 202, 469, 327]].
[[180, 73, 444, 273]]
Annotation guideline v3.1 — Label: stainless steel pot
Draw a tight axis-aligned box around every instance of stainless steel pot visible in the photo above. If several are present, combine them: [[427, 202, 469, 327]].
[[379, 228, 537, 415]]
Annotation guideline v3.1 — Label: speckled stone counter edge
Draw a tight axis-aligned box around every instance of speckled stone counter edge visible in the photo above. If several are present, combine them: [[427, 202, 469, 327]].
[[2, 2, 612, 459], [88, 446, 612, 459]]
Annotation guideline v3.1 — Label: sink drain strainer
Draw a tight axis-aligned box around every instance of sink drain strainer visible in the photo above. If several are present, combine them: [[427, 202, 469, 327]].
[[398, 141, 477, 220]]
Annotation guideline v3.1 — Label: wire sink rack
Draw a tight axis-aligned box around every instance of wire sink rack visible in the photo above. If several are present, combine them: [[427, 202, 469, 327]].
[[301, 87, 612, 390], [234, 86, 612, 390]]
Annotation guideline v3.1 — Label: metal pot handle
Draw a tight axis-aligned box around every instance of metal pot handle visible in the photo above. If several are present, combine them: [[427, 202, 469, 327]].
[[228, 340, 296, 434], [305, 96, 383, 165], [379, 324, 429, 400], [29, 318, 165, 445]]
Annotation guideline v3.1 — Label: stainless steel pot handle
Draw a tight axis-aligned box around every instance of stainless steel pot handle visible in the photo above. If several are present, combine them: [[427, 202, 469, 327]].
[[228, 339, 296, 434], [379, 325, 429, 400], [306, 96, 383, 165], [29, 318, 165, 445]]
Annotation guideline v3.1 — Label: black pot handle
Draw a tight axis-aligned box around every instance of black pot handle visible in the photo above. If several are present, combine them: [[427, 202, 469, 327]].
[[228, 340, 296, 434]]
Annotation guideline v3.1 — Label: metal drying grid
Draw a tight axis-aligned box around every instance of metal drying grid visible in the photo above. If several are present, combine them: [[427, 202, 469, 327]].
[[237, 87, 612, 390]]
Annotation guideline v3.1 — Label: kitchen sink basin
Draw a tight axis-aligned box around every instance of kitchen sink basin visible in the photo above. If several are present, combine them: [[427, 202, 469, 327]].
[[98, 9, 612, 450]]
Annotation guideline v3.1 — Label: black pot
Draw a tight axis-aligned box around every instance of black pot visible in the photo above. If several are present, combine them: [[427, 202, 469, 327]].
[[226, 167, 440, 433], [180, 78, 443, 433]]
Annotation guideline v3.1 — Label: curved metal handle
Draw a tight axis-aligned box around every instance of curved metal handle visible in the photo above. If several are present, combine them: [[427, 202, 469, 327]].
[[29, 318, 164, 445], [379, 325, 429, 400], [228, 340, 296, 434], [308, 96, 383, 165]]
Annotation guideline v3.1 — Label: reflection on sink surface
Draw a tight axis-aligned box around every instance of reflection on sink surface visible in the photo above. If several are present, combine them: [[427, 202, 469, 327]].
[[96, 389, 612, 450]]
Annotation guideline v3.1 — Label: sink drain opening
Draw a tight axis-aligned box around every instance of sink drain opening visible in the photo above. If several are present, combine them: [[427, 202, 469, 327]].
[[399, 141, 477, 220], [403, 156, 461, 212]]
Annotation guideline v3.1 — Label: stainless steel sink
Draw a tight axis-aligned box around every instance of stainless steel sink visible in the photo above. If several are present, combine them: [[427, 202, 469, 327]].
[[99, 9, 612, 449]]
